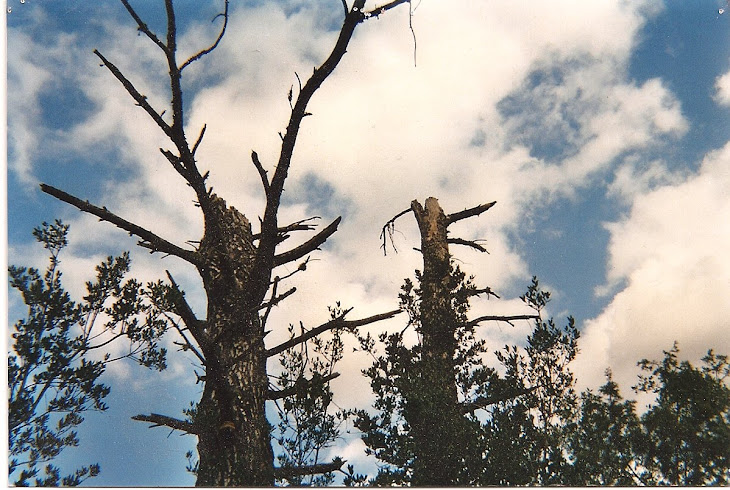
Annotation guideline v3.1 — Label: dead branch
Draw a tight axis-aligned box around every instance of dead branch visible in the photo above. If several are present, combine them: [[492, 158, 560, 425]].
[[39, 184, 201, 265], [272, 217, 341, 267], [254, 0, 411, 288], [132, 413, 197, 435], [266, 372, 341, 400], [446, 201, 497, 225], [251, 150, 270, 195], [94, 50, 173, 139], [266, 308, 401, 358], [120, 0, 167, 52], [380, 207, 412, 255], [469, 287, 500, 299], [466, 314, 539, 328], [179, 0, 229, 71], [447, 237, 488, 253], [274, 458, 345, 480]]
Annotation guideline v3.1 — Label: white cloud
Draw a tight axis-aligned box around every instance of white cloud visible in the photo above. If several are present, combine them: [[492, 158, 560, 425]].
[[9, 0, 705, 443], [715, 67, 730, 106], [575, 142, 730, 394]]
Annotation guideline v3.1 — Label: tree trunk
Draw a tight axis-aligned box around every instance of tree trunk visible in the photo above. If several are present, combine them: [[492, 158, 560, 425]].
[[193, 195, 274, 486], [407, 197, 468, 486]]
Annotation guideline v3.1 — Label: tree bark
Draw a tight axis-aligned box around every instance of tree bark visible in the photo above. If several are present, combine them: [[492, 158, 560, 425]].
[[192, 195, 275, 486]]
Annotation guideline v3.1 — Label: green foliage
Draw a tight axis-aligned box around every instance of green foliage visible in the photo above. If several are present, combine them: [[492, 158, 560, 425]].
[[8, 221, 171, 485], [632, 345, 730, 485], [272, 303, 351, 486], [482, 277, 579, 485]]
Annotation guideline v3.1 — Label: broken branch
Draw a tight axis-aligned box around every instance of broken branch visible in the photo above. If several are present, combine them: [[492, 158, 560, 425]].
[[131, 413, 197, 435], [446, 201, 497, 225]]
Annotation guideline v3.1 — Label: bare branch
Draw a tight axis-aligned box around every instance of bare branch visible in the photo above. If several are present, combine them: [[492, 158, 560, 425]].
[[274, 458, 345, 480], [469, 287, 500, 300], [252, 218, 320, 242], [447, 237, 488, 253], [446, 201, 497, 225], [267, 308, 401, 358], [94, 50, 173, 139], [191, 124, 207, 156], [165, 271, 211, 352], [40, 184, 201, 266], [273, 217, 341, 267], [266, 372, 340, 400], [179, 0, 229, 71], [256, 0, 410, 286], [120, 0, 167, 52], [380, 207, 412, 255], [466, 314, 539, 328], [132, 413, 197, 435], [251, 150, 270, 195], [364, 0, 411, 18]]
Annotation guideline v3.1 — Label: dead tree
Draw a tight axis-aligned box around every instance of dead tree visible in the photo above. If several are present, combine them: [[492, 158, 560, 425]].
[[40, 0, 409, 486], [380, 197, 539, 485]]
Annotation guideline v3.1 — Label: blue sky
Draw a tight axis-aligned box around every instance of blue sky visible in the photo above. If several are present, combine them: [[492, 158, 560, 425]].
[[6, 0, 730, 485]]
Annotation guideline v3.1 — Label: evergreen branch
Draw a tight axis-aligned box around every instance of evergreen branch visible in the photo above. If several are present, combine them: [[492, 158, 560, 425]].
[[446, 201, 497, 225], [266, 309, 401, 358], [131, 413, 197, 435], [179, 0, 229, 71], [266, 372, 341, 400], [39, 184, 201, 266], [273, 217, 341, 267]]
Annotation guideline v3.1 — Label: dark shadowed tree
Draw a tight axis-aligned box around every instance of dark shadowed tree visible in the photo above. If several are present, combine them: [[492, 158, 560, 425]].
[[38, 0, 410, 485], [631, 344, 730, 485], [353, 197, 568, 485], [8, 221, 169, 485]]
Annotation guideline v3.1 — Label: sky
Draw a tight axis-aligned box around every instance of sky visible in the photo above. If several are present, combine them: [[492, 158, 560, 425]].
[[5, 0, 730, 486]]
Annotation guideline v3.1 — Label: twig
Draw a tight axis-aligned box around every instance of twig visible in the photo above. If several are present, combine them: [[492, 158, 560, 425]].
[[179, 0, 229, 71], [447, 237, 488, 253], [380, 208, 412, 255]]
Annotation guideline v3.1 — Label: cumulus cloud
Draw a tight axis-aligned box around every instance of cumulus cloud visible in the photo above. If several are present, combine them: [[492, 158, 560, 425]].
[[715, 67, 730, 106], [8, 0, 706, 448], [575, 142, 730, 393]]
